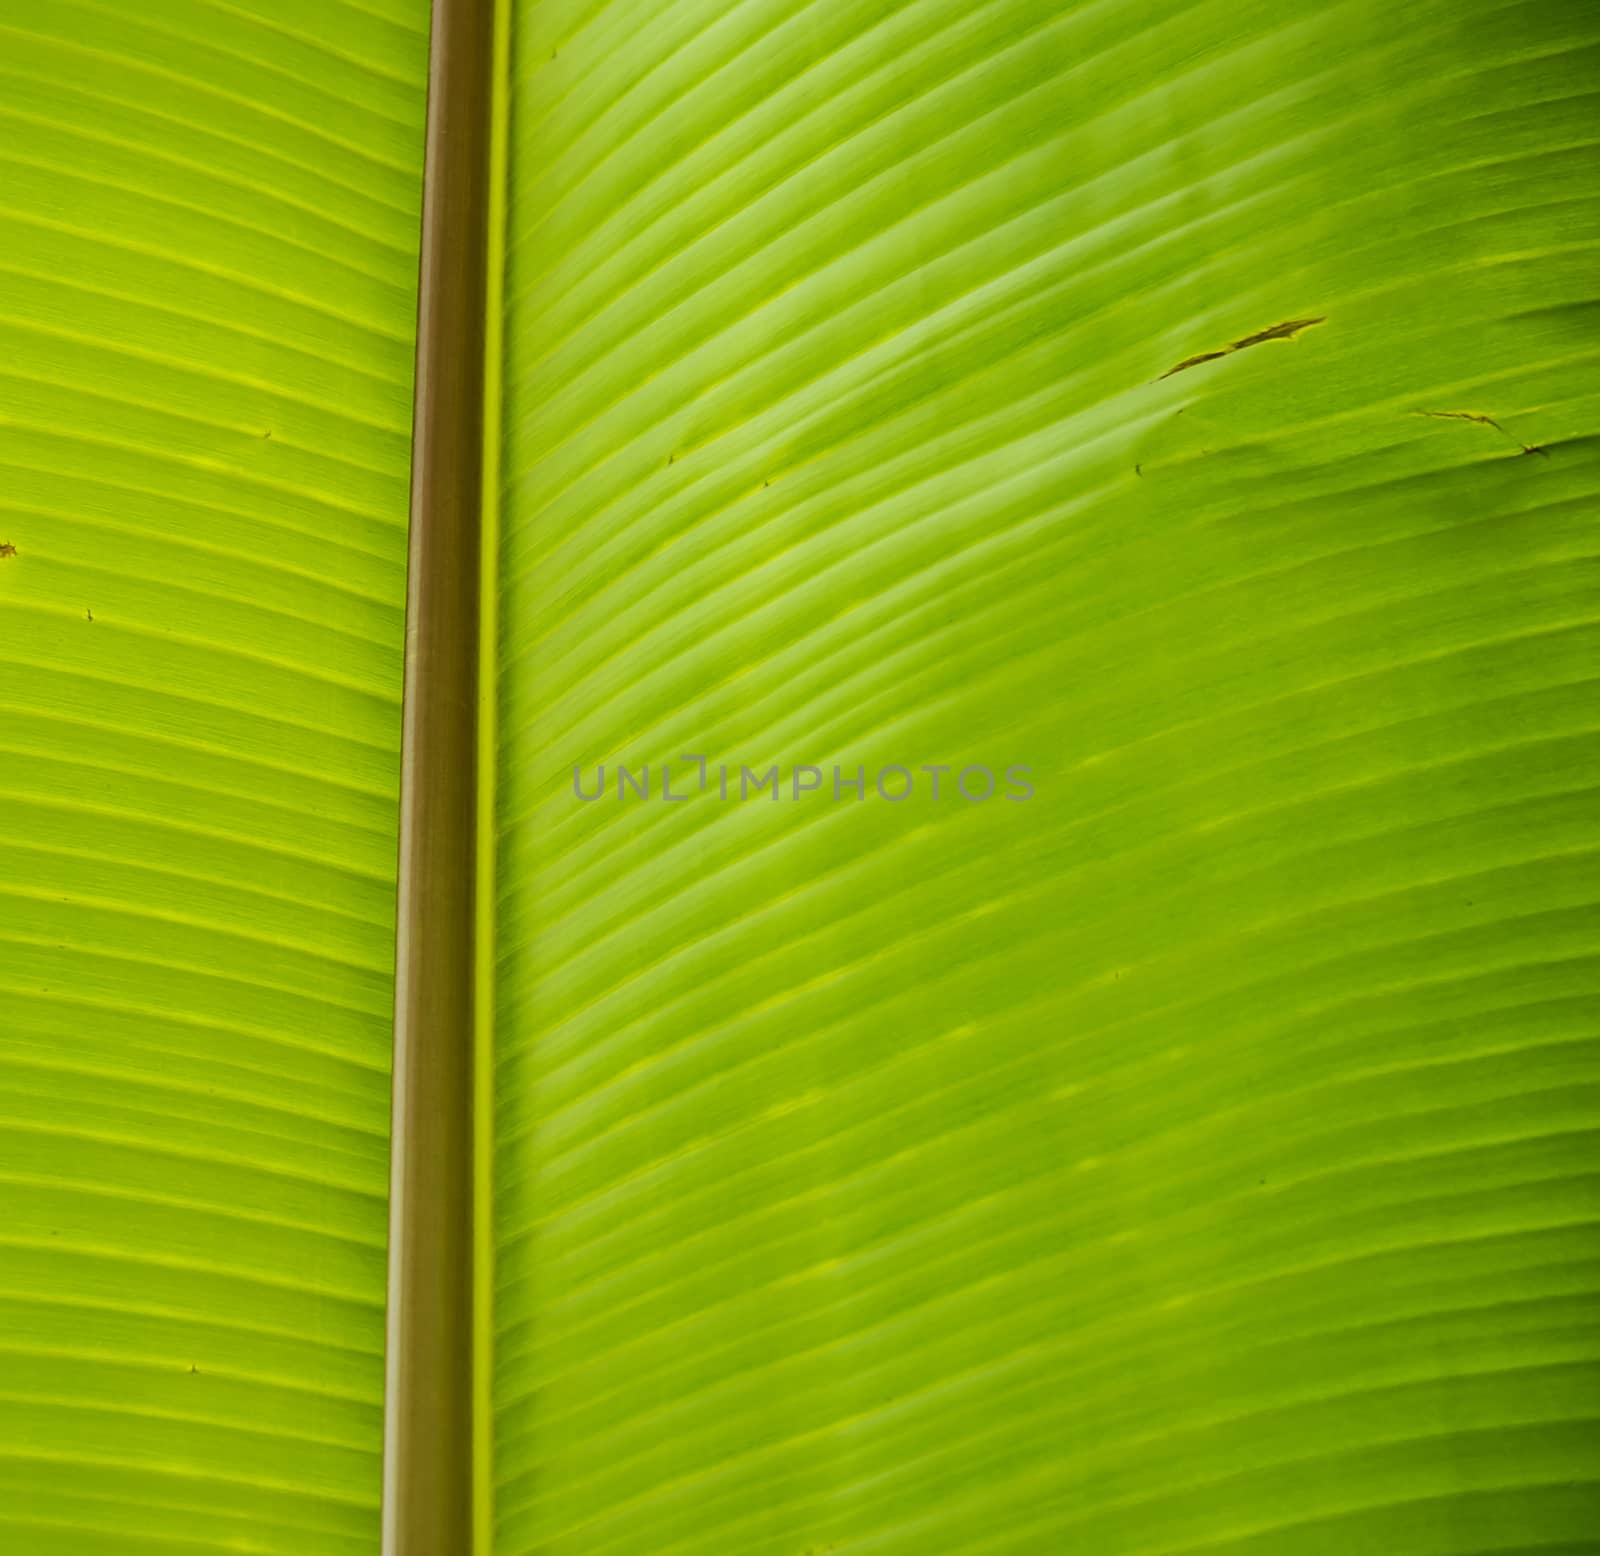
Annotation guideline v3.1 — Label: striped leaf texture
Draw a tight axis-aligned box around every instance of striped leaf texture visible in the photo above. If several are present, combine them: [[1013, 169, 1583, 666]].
[[0, 2, 430, 1552], [492, 3, 1600, 1555]]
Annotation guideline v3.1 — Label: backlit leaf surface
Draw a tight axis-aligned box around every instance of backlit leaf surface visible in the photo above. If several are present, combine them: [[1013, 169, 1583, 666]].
[[0, 2, 430, 1551], [492, 3, 1600, 1553]]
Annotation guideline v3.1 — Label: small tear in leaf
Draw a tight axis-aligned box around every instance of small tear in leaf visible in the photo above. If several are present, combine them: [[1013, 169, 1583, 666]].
[[1159, 350, 1228, 380], [1521, 444, 1549, 458], [1134, 463, 1142, 476], [1414, 409, 1505, 433], [1228, 317, 1326, 351], [86, 609, 93, 623], [1158, 316, 1325, 380]]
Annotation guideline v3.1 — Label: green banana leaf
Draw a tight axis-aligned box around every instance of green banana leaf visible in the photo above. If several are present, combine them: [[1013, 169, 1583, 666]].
[[3, 1, 1599, 1554], [490, 1, 1600, 1552], [0, 2, 430, 1551]]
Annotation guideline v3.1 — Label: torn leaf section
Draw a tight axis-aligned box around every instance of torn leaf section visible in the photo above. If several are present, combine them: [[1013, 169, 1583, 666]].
[[1161, 349, 1230, 378], [1159, 316, 1326, 379], [1413, 408, 1546, 456], [1414, 409, 1505, 432]]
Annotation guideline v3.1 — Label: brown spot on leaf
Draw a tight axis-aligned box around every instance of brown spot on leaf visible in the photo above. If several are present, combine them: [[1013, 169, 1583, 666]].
[[1521, 443, 1549, 458], [1159, 317, 1325, 380], [0, 542, 15, 558]]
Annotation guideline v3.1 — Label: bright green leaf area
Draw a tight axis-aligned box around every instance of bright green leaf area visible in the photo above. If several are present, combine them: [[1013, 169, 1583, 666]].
[[493, 2, 1600, 1553], [0, 1, 430, 1552]]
